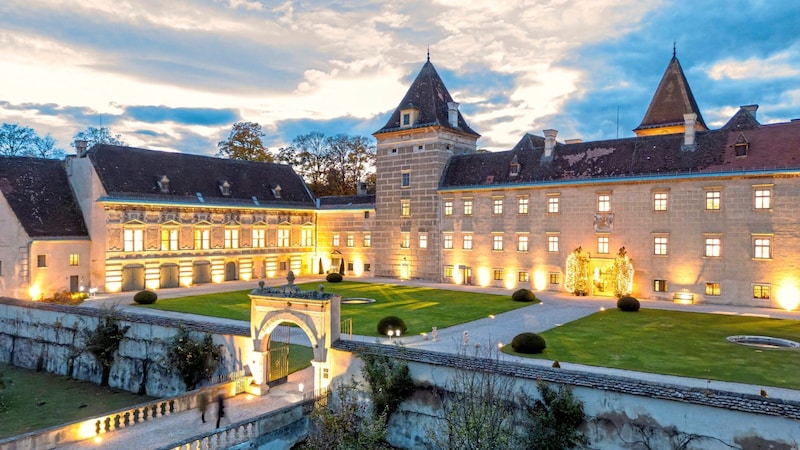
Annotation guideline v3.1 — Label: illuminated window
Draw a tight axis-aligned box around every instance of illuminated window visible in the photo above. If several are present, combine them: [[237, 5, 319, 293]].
[[252, 228, 266, 248], [705, 282, 721, 296], [443, 234, 453, 249], [161, 229, 178, 251], [277, 229, 290, 247], [333, 234, 340, 247], [224, 229, 240, 249], [753, 236, 772, 259], [547, 235, 559, 253], [463, 234, 473, 250], [754, 188, 771, 209], [753, 284, 770, 300], [363, 234, 371, 247], [518, 235, 529, 252], [444, 200, 453, 216], [37, 255, 47, 268], [549, 273, 560, 285], [401, 200, 410, 216], [597, 194, 610, 212], [518, 271, 529, 282], [124, 229, 144, 252], [705, 190, 721, 210], [493, 198, 504, 215], [401, 172, 410, 187], [400, 233, 410, 248], [704, 237, 721, 257], [463, 199, 473, 216], [444, 265, 454, 278], [653, 192, 668, 211], [547, 195, 560, 213], [492, 235, 503, 251], [69, 254, 79, 266], [346, 234, 354, 247], [654, 237, 668, 255], [518, 197, 529, 214], [597, 236, 609, 254], [301, 228, 313, 247], [653, 279, 668, 292], [493, 269, 503, 281], [419, 234, 428, 249], [194, 229, 210, 250]]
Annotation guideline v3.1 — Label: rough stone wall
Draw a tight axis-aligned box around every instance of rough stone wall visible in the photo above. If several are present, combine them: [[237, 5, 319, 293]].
[[0, 297, 251, 397]]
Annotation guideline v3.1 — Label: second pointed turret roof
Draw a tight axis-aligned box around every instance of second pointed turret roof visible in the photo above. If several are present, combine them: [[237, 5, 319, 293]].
[[634, 55, 708, 133]]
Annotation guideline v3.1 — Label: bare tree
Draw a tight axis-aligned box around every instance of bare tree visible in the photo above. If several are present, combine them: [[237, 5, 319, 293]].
[[0, 123, 37, 156], [217, 121, 273, 162], [72, 126, 126, 149]]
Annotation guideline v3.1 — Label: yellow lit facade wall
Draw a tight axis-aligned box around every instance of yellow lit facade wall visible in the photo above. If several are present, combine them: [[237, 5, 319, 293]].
[[315, 208, 376, 278]]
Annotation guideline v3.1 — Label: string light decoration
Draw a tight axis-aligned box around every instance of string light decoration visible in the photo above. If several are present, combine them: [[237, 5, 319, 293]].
[[612, 246, 634, 298], [564, 246, 590, 295]]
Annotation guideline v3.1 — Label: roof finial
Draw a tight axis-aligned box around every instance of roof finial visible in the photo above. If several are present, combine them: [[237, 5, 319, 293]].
[[673, 41, 676, 58], [427, 46, 430, 62]]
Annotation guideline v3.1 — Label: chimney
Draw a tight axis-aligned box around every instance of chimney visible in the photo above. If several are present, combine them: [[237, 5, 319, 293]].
[[157, 175, 170, 193], [543, 129, 558, 160], [741, 104, 758, 120], [75, 140, 88, 157], [447, 102, 460, 128], [682, 113, 697, 151]]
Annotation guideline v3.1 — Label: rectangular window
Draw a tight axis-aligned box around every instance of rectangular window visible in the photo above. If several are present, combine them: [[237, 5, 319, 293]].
[[346, 234, 354, 247], [401, 172, 410, 187], [403, 113, 410, 125], [279, 261, 288, 271], [463, 234, 473, 250], [654, 192, 668, 211], [754, 189, 771, 209], [754, 236, 772, 259], [400, 233, 410, 248], [704, 237, 721, 257], [37, 255, 47, 268], [705, 282, 721, 296], [705, 190, 721, 210], [518, 235, 529, 252], [194, 229, 210, 250], [224, 229, 240, 249], [401, 200, 410, 217], [493, 198, 504, 215], [124, 229, 144, 252], [347, 262, 354, 271], [301, 228, 313, 247], [419, 234, 428, 249], [277, 229, 290, 247], [549, 273, 560, 285], [364, 211, 370, 219], [443, 200, 453, 216], [753, 284, 771, 300], [69, 254, 79, 266], [654, 237, 668, 255], [518, 271, 529, 282], [252, 229, 266, 248], [597, 236, 609, 254], [443, 234, 453, 249], [547, 195, 560, 213], [161, 229, 178, 251], [364, 263, 371, 272], [517, 197, 529, 214], [363, 234, 371, 247], [492, 235, 503, 251], [463, 199, 473, 216], [653, 279, 668, 292], [493, 269, 503, 281], [333, 234, 340, 247], [597, 194, 610, 212], [547, 235, 559, 253], [444, 265, 454, 278]]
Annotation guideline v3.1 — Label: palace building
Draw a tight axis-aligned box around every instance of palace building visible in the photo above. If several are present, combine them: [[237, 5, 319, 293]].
[[2, 53, 800, 309]]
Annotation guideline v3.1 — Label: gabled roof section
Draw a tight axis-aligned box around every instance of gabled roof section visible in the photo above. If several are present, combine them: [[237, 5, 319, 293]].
[[0, 156, 88, 238], [375, 60, 480, 137], [318, 194, 375, 209], [634, 55, 708, 135], [721, 105, 761, 131], [87, 145, 315, 208]]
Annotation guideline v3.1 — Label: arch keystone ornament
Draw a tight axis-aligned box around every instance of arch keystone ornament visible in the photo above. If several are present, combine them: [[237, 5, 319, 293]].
[[248, 274, 340, 395]]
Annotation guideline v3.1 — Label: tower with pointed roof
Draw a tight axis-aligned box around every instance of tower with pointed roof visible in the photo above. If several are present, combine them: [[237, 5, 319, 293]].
[[372, 58, 480, 280]]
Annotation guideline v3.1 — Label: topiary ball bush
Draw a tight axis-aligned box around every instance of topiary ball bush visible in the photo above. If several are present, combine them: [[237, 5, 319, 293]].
[[511, 332, 547, 354], [133, 290, 158, 304], [377, 316, 408, 336], [512, 288, 537, 302], [326, 272, 343, 283], [617, 295, 641, 312]]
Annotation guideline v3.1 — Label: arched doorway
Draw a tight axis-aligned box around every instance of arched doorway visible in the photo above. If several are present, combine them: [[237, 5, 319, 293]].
[[193, 261, 211, 284], [225, 261, 238, 281], [160, 263, 180, 289], [121, 264, 145, 292]]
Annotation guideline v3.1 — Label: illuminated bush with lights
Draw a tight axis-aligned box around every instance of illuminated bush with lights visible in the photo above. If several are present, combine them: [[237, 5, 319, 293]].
[[133, 290, 158, 304], [512, 288, 538, 302], [511, 332, 547, 354], [617, 295, 640, 312], [326, 272, 343, 283], [377, 316, 407, 336]]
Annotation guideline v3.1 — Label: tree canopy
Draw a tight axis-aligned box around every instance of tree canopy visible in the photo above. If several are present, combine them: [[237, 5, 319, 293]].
[[217, 121, 273, 162]]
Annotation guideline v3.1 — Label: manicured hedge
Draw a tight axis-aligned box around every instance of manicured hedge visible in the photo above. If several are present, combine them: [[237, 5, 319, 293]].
[[326, 273, 343, 283], [617, 295, 641, 312], [377, 316, 407, 336], [133, 290, 158, 304], [511, 332, 547, 354], [512, 288, 537, 302]]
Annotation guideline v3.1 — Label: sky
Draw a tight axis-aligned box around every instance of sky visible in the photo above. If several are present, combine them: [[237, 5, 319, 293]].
[[1, 0, 799, 157]]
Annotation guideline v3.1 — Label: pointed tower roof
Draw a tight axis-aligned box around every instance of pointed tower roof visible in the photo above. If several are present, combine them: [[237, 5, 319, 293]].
[[375, 60, 480, 137], [634, 54, 708, 136]]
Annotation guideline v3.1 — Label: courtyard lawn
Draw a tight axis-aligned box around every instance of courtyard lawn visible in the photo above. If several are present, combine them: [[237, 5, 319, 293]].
[[139, 281, 527, 336], [504, 308, 800, 390]]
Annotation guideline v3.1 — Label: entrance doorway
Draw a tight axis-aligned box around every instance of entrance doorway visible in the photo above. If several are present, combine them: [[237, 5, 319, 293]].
[[69, 275, 79, 293], [590, 260, 615, 297], [193, 261, 211, 284], [121, 265, 145, 292], [225, 261, 238, 281], [267, 323, 291, 387], [460, 266, 472, 285], [160, 264, 180, 289]]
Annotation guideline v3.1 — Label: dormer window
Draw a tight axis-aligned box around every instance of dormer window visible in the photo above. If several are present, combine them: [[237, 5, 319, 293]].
[[509, 155, 521, 177], [403, 113, 411, 126], [399, 104, 419, 129], [734, 133, 750, 157], [157, 175, 170, 193], [219, 180, 231, 196], [272, 184, 282, 198]]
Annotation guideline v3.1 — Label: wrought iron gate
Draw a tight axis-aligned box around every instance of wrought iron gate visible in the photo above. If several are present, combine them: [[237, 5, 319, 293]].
[[268, 324, 291, 387]]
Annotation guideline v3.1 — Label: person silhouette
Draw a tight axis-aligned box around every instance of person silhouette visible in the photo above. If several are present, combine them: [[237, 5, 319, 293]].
[[215, 392, 226, 428], [198, 391, 209, 423]]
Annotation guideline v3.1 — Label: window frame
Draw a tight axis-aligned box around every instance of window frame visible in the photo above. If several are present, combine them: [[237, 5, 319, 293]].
[[443, 199, 454, 216], [517, 196, 529, 215], [443, 233, 453, 250], [547, 234, 559, 253], [492, 234, 503, 251], [492, 197, 504, 215], [654, 235, 668, 256], [463, 234, 473, 250], [753, 235, 772, 260], [753, 185, 773, 210], [194, 228, 210, 250], [124, 228, 145, 252], [597, 193, 611, 212], [463, 198, 473, 216], [546, 194, 560, 214], [419, 233, 428, 249], [704, 236, 722, 258], [653, 191, 669, 211], [161, 228, 179, 251], [517, 234, 529, 252], [705, 188, 721, 211], [597, 235, 609, 254]]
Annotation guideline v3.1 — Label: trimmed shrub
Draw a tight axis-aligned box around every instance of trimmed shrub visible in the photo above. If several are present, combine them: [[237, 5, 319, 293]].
[[511, 332, 547, 354], [133, 290, 158, 304], [512, 288, 537, 302], [377, 316, 407, 336], [617, 295, 641, 312], [326, 272, 343, 283]]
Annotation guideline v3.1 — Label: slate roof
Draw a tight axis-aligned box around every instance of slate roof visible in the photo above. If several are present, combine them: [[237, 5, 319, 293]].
[[635, 56, 708, 133], [375, 60, 480, 137], [0, 156, 88, 238], [440, 115, 800, 189], [87, 145, 315, 208], [318, 195, 375, 208]]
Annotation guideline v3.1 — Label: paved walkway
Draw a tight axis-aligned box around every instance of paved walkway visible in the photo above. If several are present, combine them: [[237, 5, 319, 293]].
[[70, 277, 800, 448]]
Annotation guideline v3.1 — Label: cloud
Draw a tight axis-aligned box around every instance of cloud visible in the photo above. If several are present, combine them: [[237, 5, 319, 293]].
[[707, 50, 800, 81]]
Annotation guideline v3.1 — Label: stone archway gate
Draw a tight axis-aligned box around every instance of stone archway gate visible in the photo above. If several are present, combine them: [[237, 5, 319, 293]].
[[248, 282, 340, 394]]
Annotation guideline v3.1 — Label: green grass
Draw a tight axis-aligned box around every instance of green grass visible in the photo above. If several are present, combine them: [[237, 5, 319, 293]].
[[140, 281, 529, 336], [504, 308, 800, 390], [0, 363, 154, 439], [288, 344, 314, 374]]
